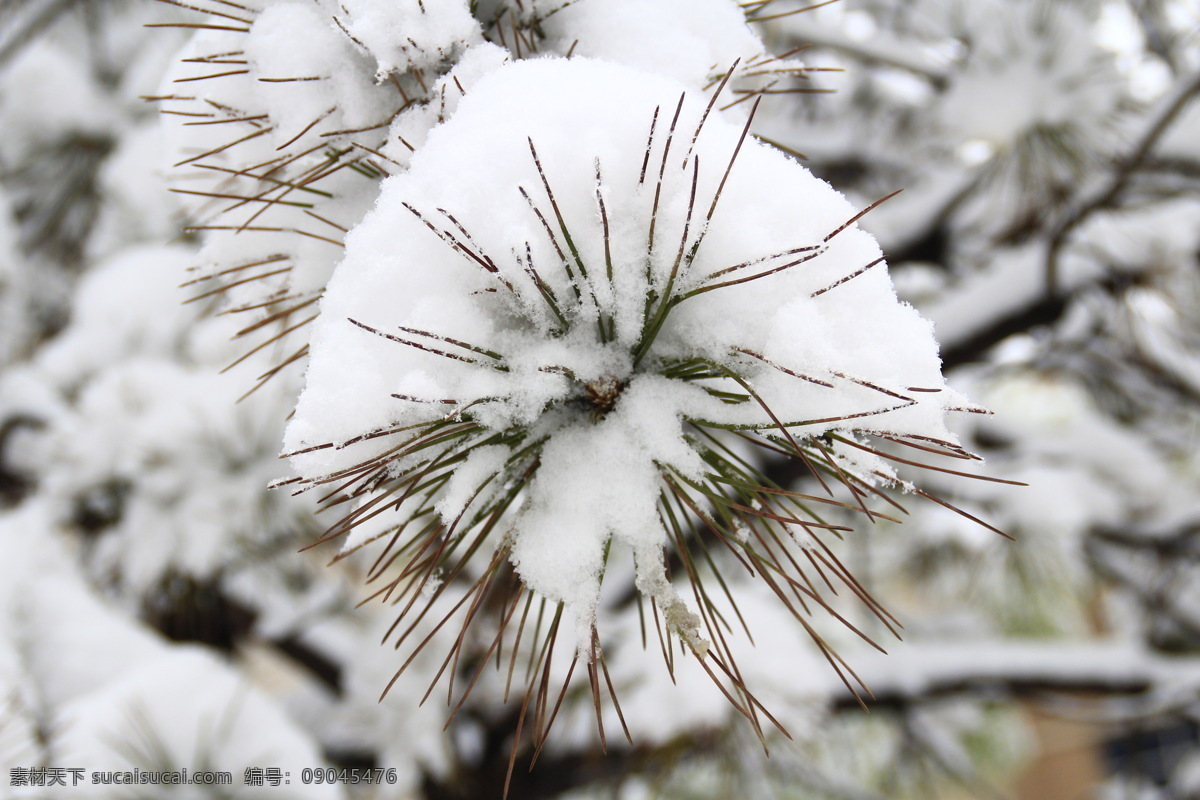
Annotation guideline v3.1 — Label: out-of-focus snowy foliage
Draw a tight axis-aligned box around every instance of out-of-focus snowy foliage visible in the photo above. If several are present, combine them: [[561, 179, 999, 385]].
[[3, 0, 1200, 798]]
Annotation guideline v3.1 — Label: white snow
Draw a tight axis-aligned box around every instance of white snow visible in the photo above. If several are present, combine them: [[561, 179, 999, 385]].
[[541, 0, 767, 89], [335, 0, 480, 80], [287, 57, 966, 656], [245, 2, 390, 149], [50, 648, 342, 799]]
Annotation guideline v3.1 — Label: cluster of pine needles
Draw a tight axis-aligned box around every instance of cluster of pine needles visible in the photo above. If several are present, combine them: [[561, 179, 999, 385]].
[[148, 0, 456, 398], [268, 72, 1019, 793], [149, 0, 839, 405]]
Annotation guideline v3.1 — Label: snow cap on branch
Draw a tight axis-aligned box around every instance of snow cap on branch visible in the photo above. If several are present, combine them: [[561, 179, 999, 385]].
[[286, 56, 966, 661]]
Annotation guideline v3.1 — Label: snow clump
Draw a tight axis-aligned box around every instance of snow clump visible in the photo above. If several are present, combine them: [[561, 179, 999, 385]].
[[285, 57, 969, 662]]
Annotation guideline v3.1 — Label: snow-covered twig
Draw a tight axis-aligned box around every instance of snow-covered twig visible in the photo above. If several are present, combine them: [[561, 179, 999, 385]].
[[831, 642, 1193, 711], [1045, 67, 1200, 295]]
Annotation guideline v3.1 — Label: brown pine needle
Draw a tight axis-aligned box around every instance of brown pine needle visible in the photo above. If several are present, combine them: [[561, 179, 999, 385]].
[[173, 126, 273, 167], [183, 114, 268, 126], [220, 315, 317, 372], [706, 96, 760, 223], [169, 188, 311, 210], [275, 107, 335, 151], [173, 69, 250, 83], [832, 434, 1027, 486], [144, 22, 251, 32], [153, 0, 253, 23], [183, 266, 291, 303], [234, 296, 320, 339], [185, 224, 344, 248], [825, 189, 904, 243], [747, 0, 842, 23], [811, 257, 886, 297]]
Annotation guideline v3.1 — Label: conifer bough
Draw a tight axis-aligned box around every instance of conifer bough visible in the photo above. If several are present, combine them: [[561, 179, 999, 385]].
[[278, 58, 1013, 757]]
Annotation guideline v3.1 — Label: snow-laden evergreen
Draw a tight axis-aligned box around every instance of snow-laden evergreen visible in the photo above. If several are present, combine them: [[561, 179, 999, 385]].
[[3, 0, 1200, 798]]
